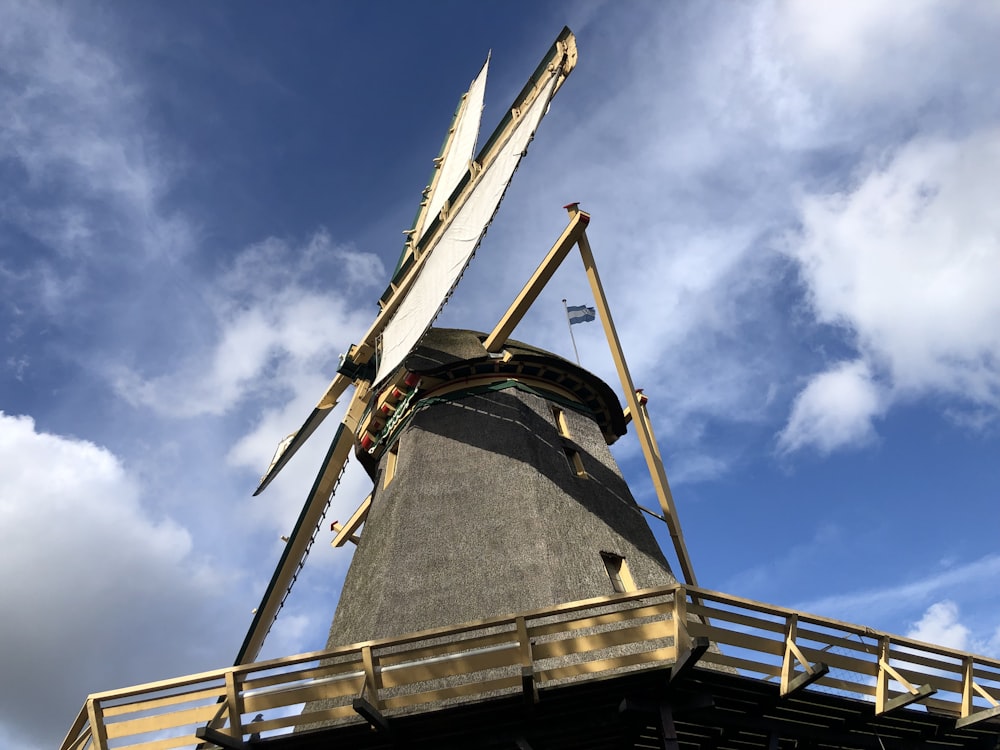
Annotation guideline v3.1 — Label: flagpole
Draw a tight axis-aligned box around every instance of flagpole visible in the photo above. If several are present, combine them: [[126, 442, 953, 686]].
[[562, 299, 581, 365]]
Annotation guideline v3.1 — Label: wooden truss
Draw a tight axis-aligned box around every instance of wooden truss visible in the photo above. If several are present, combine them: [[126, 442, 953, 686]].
[[484, 205, 698, 587]]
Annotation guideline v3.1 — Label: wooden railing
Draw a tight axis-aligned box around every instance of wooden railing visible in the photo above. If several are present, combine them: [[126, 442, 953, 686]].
[[60, 585, 1000, 749]]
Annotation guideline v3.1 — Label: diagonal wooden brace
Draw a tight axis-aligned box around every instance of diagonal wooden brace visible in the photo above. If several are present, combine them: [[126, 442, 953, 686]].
[[194, 726, 245, 750], [876, 638, 936, 715], [670, 637, 709, 684], [780, 615, 829, 697]]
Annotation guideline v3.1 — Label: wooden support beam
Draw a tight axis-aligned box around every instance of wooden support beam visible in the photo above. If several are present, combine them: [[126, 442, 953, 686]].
[[658, 700, 680, 750], [483, 210, 590, 353], [956, 704, 1000, 729], [962, 656, 975, 718], [575, 219, 697, 587], [194, 726, 245, 750], [674, 587, 691, 652], [670, 637, 709, 684], [876, 638, 936, 715], [780, 615, 829, 697], [783, 664, 830, 696], [880, 683, 936, 714], [352, 696, 390, 734], [331, 494, 371, 548], [671, 581, 709, 681], [637, 397, 661, 461], [224, 670, 245, 740], [330, 522, 360, 546], [59, 706, 90, 750], [516, 616, 538, 704], [360, 645, 384, 709], [85, 700, 109, 750], [959, 654, 1000, 728]]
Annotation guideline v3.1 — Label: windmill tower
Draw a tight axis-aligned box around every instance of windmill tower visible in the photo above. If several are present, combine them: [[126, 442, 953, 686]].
[[325, 326, 678, 646]]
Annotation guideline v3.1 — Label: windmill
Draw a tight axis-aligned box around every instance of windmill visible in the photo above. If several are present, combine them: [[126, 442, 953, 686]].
[[61, 26, 1000, 750], [235, 26, 697, 667]]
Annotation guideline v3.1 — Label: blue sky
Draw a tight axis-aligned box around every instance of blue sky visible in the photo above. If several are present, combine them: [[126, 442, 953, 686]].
[[3, 2, 1000, 747]]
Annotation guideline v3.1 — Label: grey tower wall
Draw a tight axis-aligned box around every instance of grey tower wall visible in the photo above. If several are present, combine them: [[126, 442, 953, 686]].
[[325, 358, 677, 648]]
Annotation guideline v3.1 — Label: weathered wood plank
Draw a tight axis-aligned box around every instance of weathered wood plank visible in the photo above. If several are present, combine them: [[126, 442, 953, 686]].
[[382, 674, 522, 709], [102, 685, 224, 717], [688, 603, 786, 634], [243, 674, 364, 713], [537, 645, 675, 683], [533, 620, 672, 660], [240, 659, 363, 692], [689, 622, 785, 658], [530, 604, 669, 637], [105, 702, 220, 739], [380, 644, 519, 688], [377, 630, 516, 666]]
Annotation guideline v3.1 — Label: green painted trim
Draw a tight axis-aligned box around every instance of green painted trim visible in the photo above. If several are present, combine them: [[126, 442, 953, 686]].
[[373, 378, 595, 454]]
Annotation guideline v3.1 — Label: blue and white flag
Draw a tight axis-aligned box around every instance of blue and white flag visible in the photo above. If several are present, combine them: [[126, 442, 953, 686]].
[[566, 304, 596, 325]]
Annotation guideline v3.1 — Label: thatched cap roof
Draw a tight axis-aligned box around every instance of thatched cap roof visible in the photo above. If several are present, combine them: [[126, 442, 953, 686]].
[[401, 328, 627, 442]]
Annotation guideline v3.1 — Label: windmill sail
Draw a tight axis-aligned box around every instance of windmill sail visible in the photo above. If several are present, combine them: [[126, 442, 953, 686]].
[[252, 28, 576, 497], [375, 72, 560, 385], [419, 57, 489, 245]]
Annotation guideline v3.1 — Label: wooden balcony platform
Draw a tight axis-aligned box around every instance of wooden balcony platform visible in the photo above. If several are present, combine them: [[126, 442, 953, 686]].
[[61, 585, 1000, 750]]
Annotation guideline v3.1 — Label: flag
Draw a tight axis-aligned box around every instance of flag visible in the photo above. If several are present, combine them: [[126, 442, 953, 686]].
[[566, 304, 596, 325]]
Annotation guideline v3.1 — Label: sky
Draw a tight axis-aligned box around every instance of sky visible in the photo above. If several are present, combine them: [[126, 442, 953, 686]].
[[2, 1, 1000, 747]]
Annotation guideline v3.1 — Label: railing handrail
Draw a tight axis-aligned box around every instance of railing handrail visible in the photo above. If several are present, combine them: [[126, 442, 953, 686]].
[[63, 583, 1000, 750], [84, 583, 1000, 704]]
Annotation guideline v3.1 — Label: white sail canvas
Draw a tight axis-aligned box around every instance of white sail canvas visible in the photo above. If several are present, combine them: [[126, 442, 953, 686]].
[[376, 73, 559, 385], [420, 58, 489, 244]]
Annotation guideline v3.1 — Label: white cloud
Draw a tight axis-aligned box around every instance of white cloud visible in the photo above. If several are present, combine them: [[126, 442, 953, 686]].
[[798, 555, 1000, 625], [0, 0, 188, 265], [907, 601, 971, 651], [777, 360, 884, 454], [0, 412, 237, 750], [780, 131, 1000, 452], [765, 1, 1000, 136], [112, 230, 384, 419]]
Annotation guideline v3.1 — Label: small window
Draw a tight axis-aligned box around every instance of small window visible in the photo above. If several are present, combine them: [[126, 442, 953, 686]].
[[383, 444, 398, 489], [563, 447, 587, 478], [601, 552, 636, 593], [550, 405, 570, 437]]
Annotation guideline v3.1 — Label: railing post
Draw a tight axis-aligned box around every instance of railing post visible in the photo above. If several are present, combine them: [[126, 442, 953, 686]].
[[780, 614, 828, 697], [361, 645, 383, 708], [673, 586, 690, 652], [516, 616, 538, 703], [875, 636, 935, 715], [781, 614, 799, 696], [85, 698, 109, 750], [962, 655, 974, 719], [876, 636, 891, 714], [226, 669, 245, 739]]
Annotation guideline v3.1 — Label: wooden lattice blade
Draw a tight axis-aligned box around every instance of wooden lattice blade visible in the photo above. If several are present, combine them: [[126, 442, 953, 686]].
[[238, 421, 355, 665]]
